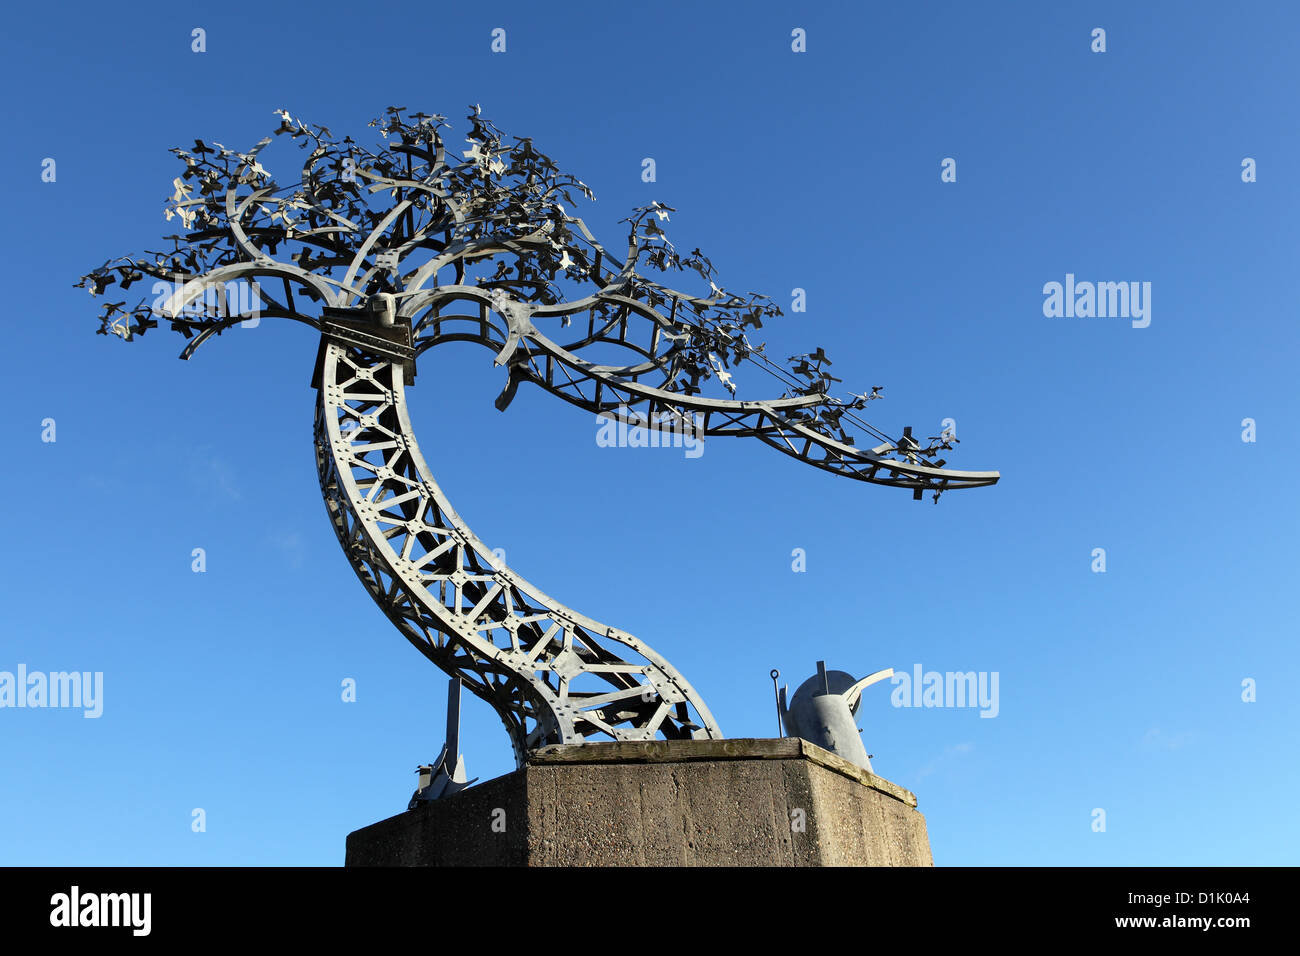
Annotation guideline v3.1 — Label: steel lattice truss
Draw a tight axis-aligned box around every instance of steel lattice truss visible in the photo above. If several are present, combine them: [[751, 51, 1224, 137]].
[[80, 106, 999, 764]]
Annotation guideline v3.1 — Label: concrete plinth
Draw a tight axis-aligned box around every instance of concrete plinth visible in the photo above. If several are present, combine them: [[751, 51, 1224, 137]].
[[345, 738, 934, 866]]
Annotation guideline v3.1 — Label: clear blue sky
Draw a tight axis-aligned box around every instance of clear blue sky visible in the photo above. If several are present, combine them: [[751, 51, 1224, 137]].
[[2, 0, 1296, 866]]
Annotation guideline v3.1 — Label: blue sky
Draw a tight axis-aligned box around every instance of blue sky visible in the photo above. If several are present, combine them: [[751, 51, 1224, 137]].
[[1, 0, 1296, 866]]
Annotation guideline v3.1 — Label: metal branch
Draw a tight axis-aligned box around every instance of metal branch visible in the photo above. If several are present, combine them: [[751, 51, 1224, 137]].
[[79, 106, 1000, 764]]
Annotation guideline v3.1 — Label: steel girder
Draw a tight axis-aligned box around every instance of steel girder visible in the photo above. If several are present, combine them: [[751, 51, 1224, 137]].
[[314, 338, 722, 765]]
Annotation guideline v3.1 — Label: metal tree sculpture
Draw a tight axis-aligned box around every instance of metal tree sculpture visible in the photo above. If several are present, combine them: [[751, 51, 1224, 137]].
[[79, 107, 999, 766]]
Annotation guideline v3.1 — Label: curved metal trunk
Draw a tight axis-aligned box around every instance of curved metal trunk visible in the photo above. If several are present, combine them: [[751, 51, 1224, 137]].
[[313, 338, 723, 767]]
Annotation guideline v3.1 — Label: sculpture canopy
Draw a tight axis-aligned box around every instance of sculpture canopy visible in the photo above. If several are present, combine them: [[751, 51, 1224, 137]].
[[79, 106, 999, 764]]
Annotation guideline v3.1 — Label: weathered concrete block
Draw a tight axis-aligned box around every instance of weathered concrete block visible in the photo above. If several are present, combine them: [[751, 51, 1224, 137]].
[[345, 738, 933, 867]]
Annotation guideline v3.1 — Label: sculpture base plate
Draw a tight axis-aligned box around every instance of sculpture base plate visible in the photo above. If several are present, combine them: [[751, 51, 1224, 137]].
[[345, 738, 933, 866]]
